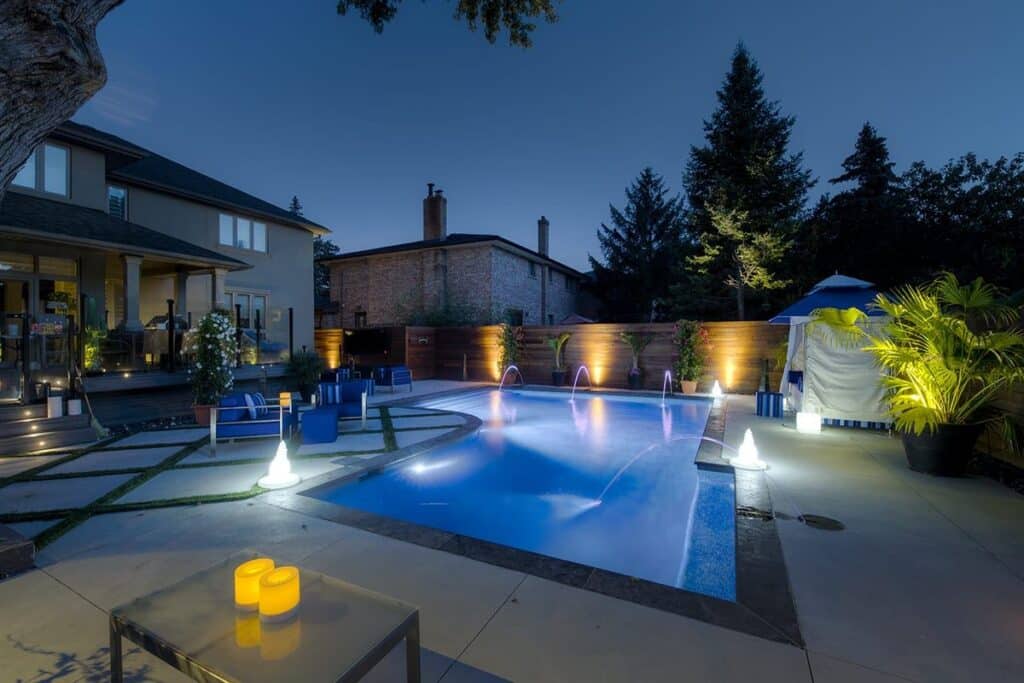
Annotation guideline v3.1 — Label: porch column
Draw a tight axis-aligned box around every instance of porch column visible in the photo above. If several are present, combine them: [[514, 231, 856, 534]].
[[211, 268, 227, 311], [121, 254, 143, 331], [174, 270, 188, 320]]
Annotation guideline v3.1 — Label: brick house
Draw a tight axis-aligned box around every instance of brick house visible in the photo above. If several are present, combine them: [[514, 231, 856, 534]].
[[321, 185, 587, 328]]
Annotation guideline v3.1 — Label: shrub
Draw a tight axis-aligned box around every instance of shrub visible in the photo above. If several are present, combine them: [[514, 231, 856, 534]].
[[287, 350, 324, 395], [183, 310, 237, 405], [497, 322, 523, 371], [619, 331, 653, 374], [673, 320, 710, 382]]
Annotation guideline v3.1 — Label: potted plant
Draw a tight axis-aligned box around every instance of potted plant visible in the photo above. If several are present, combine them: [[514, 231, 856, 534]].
[[83, 325, 106, 376], [673, 320, 710, 394], [288, 350, 324, 401], [182, 310, 237, 426], [547, 332, 571, 386], [619, 331, 653, 390], [812, 273, 1024, 476]]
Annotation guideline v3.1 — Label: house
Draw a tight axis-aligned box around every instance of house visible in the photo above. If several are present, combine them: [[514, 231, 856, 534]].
[[321, 184, 586, 328], [0, 121, 327, 400]]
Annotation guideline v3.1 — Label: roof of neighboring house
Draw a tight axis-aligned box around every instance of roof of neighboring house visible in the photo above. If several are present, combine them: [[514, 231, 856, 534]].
[[318, 233, 584, 276], [54, 121, 329, 235], [0, 191, 249, 270]]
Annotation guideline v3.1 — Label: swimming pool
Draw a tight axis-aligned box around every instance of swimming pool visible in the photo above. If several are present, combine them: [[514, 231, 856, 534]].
[[309, 389, 736, 601]]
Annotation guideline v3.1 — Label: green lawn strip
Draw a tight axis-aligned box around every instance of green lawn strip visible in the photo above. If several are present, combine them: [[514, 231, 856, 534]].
[[26, 467, 150, 481], [89, 485, 265, 515], [32, 436, 209, 549], [378, 407, 398, 451], [0, 434, 128, 488], [95, 441, 200, 451], [0, 508, 80, 524], [172, 448, 386, 469]]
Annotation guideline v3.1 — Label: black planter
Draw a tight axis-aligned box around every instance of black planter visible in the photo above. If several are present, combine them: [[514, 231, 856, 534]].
[[627, 373, 643, 390], [551, 370, 566, 386], [901, 423, 984, 476]]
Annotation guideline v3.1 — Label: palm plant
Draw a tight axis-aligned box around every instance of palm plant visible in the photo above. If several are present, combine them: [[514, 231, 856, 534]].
[[547, 332, 571, 370], [619, 332, 653, 373], [811, 273, 1024, 454]]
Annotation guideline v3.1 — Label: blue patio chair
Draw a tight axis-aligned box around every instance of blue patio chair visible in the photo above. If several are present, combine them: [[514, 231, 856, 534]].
[[316, 380, 368, 428], [376, 365, 413, 393], [209, 392, 296, 455]]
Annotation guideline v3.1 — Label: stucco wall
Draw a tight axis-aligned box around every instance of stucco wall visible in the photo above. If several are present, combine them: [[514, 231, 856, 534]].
[[125, 186, 314, 350], [8, 141, 107, 212]]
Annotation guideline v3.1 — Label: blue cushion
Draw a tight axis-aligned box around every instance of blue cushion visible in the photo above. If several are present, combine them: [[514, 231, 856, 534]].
[[302, 406, 339, 444], [217, 393, 247, 423], [252, 392, 269, 418], [339, 380, 368, 402], [317, 382, 341, 405], [243, 393, 258, 420]]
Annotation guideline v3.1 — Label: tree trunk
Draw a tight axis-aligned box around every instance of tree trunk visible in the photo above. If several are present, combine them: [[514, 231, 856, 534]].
[[0, 0, 123, 205], [735, 278, 745, 321]]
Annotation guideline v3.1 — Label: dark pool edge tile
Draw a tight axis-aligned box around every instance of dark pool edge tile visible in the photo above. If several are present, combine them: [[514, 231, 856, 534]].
[[440, 534, 594, 587]]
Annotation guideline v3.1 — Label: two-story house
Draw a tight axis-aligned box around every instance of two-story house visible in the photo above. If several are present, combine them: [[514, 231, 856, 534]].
[[0, 121, 327, 400], [321, 185, 586, 328]]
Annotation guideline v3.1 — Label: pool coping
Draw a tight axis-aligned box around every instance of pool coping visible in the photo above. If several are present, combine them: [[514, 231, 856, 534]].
[[263, 387, 804, 648]]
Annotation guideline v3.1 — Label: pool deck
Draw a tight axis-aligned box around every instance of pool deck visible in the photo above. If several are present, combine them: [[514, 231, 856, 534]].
[[1, 383, 1023, 681]]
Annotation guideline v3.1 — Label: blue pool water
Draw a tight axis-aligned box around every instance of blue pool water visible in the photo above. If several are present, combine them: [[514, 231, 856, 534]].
[[310, 390, 736, 600]]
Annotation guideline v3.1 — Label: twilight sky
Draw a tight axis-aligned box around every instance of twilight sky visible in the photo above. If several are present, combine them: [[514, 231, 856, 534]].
[[77, 0, 1024, 271]]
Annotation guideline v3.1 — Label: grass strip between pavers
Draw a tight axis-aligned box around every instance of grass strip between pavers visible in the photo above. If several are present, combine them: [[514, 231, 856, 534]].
[[378, 407, 399, 451], [0, 433, 128, 488], [31, 435, 210, 549]]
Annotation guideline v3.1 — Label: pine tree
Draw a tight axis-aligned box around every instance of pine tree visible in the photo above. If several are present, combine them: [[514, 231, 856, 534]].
[[589, 167, 690, 322], [807, 122, 910, 288], [288, 195, 303, 216], [684, 43, 812, 320], [290, 194, 340, 299]]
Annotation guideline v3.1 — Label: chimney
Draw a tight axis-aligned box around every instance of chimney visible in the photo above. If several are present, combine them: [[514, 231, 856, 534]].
[[423, 183, 447, 241], [537, 215, 550, 257]]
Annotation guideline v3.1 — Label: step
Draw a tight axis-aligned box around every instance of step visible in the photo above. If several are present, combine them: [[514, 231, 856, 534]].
[[0, 404, 46, 422], [0, 525, 34, 577], [0, 425, 98, 456], [0, 413, 91, 439]]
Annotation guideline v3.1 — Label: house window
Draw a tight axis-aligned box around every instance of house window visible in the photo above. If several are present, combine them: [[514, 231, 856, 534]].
[[12, 144, 69, 197], [252, 295, 266, 328], [548, 268, 554, 282], [528, 262, 536, 278], [354, 311, 367, 328], [107, 185, 127, 219], [564, 274, 572, 291], [218, 213, 268, 252], [507, 309, 524, 326], [548, 314, 554, 325], [226, 291, 268, 330]]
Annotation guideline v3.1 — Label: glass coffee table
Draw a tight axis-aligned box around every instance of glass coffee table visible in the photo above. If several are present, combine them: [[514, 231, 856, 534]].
[[109, 552, 420, 682]]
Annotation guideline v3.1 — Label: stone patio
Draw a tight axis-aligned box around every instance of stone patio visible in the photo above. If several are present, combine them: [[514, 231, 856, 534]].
[[1, 382, 1022, 682]]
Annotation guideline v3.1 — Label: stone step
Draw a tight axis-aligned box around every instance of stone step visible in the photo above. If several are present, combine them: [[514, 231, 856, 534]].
[[0, 413, 91, 439], [0, 525, 34, 577], [0, 425, 97, 456], [0, 404, 46, 422]]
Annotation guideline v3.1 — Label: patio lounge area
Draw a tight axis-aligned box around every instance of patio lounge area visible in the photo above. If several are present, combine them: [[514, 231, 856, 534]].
[[1, 383, 1022, 682]]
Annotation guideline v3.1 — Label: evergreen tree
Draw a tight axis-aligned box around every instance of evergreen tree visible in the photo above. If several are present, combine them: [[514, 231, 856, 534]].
[[288, 195, 303, 216], [589, 167, 690, 322], [684, 43, 812, 320], [290, 194, 341, 299], [805, 122, 910, 288]]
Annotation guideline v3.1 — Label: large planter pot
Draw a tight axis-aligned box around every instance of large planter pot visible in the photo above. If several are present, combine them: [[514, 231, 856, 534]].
[[679, 380, 698, 394], [627, 373, 643, 390], [551, 370, 567, 386], [901, 423, 984, 476], [193, 404, 213, 426]]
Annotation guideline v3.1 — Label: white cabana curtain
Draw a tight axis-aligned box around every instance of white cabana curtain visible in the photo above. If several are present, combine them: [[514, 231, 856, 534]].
[[780, 318, 889, 423]]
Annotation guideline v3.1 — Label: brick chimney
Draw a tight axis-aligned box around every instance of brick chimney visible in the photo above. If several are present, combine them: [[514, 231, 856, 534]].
[[537, 215, 550, 256], [423, 183, 447, 241]]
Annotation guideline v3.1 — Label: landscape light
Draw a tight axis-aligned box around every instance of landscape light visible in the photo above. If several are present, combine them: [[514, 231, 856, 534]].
[[710, 380, 724, 398], [258, 441, 301, 489], [796, 411, 822, 434], [730, 428, 767, 470]]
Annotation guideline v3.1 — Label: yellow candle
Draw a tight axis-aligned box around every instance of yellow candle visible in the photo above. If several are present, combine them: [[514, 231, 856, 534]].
[[234, 558, 275, 611], [259, 566, 301, 622], [234, 613, 261, 648]]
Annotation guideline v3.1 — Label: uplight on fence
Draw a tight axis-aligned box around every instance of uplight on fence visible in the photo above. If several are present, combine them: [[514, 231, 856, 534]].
[[796, 411, 822, 434]]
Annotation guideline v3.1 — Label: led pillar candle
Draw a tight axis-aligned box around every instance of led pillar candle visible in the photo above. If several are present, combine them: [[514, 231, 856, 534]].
[[234, 557, 275, 611], [259, 566, 301, 622]]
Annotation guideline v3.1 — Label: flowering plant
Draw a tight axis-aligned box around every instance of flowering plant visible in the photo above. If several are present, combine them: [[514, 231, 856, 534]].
[[673, 320, 711, 382], [183, 310, 237, 405]]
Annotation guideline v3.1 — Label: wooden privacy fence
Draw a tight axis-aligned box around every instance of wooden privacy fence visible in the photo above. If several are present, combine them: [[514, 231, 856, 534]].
[[316, 321, 788, 394]]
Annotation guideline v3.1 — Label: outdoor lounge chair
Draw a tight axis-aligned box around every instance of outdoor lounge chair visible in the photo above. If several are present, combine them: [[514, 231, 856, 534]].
[[376, 365, 413, 393], [209, 392, 296, 454], [316, 380, 369, 426]]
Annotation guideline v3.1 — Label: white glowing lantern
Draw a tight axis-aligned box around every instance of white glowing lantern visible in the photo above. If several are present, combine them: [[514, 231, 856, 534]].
[[710, 380, 724, 398], [730, 428, 767, 471], [258, 441, 301, 489], [796, 411, 822, 434]]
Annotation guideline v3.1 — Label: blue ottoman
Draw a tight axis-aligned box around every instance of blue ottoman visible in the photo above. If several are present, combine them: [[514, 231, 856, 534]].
[[301, 406, 339, 444]]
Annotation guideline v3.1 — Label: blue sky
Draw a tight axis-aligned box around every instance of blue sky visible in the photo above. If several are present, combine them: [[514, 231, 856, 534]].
[[78, 0, 1024, 271]]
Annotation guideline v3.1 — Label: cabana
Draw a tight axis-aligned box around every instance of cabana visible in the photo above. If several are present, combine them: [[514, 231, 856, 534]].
[[770, 274, 890, 429]]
